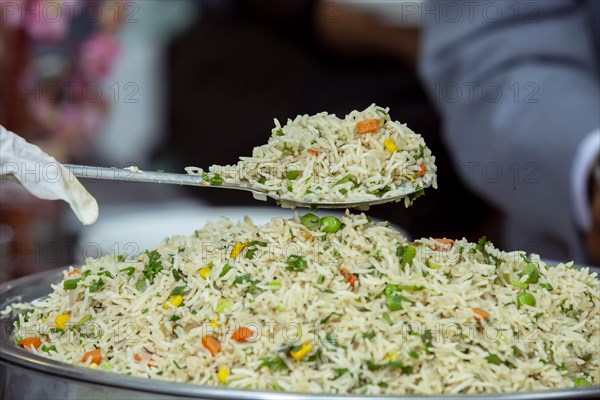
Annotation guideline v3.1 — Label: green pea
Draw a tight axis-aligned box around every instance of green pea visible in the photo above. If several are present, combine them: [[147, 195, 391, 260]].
[[385, 285, 406, 311], [320, 216, 342, 233], [300, 213, 321, 230], [573, 378, 591, 387], [517, 293, 536, 308], [520, 263, 539, 284], [286, 170, 300, 180]]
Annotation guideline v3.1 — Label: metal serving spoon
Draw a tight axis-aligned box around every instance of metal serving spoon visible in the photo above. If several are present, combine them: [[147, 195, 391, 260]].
[[64, 164, 429, 209]]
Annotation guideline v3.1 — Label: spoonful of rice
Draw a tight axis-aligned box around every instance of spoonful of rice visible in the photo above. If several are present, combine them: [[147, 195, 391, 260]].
[[66, 105, 436, 209]]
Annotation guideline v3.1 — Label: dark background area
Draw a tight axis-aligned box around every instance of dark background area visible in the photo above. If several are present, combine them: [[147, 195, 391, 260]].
[[160, 0, 498, 242]]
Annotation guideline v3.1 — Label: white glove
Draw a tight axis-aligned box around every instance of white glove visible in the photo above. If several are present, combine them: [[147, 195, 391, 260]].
[[0, 125, 99, 225]]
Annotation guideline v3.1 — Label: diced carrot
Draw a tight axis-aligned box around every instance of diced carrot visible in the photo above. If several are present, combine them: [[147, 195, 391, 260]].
[[202, 335, 222, 356], [68, 269, 81, 276], [231, 326, 254, 342], [308, 148, 320, 156], [82, 348, 102, 364], [134, 352, 156, 367], [433, 238, 455, 251], [419, 163, 427, 176], [347, 274, 358, 287], [19, 337, 42, 350], [472, 308, 489, 319], [357, 119, 379, 134], [340, 268, 358, 289]]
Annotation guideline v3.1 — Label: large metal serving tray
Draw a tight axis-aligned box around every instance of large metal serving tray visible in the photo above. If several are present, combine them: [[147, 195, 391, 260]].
[[1, 267, 599, 400]]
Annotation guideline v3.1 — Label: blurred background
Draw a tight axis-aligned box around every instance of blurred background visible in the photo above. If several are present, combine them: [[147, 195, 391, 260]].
[[1, 0, 598, 281]]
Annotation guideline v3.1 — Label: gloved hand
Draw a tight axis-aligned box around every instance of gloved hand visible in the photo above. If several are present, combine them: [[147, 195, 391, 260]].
[[0, 125, 99, 225]]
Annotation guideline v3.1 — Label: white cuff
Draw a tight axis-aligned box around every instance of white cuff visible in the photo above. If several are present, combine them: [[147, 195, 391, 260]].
[[571, 128, 600, 231]]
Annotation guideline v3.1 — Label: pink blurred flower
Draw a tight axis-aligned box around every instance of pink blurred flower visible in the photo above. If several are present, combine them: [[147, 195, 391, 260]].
[[1, 0, 26, 28], [23, 0, 70, 42], [78, 32, 120, 81]]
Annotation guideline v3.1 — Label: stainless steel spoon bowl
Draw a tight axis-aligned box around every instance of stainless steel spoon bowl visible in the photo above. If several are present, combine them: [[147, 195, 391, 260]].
[[64, 164, 430, 209]]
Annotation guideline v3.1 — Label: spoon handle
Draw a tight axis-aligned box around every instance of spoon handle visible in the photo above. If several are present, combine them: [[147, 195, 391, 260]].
[[63, 164, 261, 196]]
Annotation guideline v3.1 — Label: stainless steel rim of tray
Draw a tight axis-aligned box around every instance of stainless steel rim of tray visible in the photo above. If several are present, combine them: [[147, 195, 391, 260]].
[[1, 267, 599, 400]]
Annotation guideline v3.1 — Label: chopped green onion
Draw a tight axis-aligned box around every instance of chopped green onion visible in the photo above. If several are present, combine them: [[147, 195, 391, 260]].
[[172, 268, 180, 281], [63, 278, 82, 290], [385, 284, 407, 311], [320, 312, 342, 324], [363, 331, 376, 340], [234, 274, 252, 285], [275, 128, 284, 136], [260, 356, 288, 371], [217, 299, 231, 313], [573, 378, 591, 387], [41, 345, 57, 353], [88, 278, 105, 293], [426, 259, 442, 269], [219, 263, 232, 278], [486, 353, 504, 365], [143, 250, 163, 282], [75, 315, 92, 327], [511, 280, 528, 289], [408, 350, 419, 359], [400, 285, 425, 292], [169, 286, 187, 296], [98, 271, 113, 278], [382, 312, 393, 325], [120, 267, 136, 276], [135, 278, 147, 292], [141, 308, 149, 314], [317, 274, 325, 284], [286, 170, 301, 180], [541, 283, 553, 291], [397, 245, 417, 267], [335, 174, 359, 188], [286, 255, 308, 272], [267, 281, 282, 290]]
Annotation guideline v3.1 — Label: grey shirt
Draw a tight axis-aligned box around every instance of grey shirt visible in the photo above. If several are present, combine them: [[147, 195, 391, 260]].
[[420, 0, 600, 263]]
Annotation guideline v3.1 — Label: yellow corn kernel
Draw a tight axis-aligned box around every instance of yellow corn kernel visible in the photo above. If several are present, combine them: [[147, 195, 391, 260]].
[[199, 267, 212, 279], [55, 314, 70, 330], [89, 363, 98, 368], [164, 295, 183, 309], [210, 320, 221, 328], [218, 366, 230, 383], [383, 352, 399, 361], [290, 342, 313, 362], [230, 242, 248, 259], [384, 138, 399, 153]]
